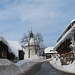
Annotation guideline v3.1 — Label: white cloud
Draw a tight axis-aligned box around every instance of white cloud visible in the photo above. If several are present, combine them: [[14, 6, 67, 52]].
[[0, 0, 74, 46]]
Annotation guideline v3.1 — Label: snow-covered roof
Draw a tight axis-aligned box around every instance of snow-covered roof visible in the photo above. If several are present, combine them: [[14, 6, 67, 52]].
[[54, 21, 75, 50], [0, 36, 23, 57], [0, 36, 12, 53], [44, 47, 57, 54], [57, 19, 75, 42], [25, 38, 35, 46], [8, 41, 23, 57], [70, 19, 75, 23], [0, 36, 9, 46]]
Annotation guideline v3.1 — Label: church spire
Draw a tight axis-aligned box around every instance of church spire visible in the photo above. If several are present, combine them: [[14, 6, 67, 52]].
[[30, 29, 34, 38]]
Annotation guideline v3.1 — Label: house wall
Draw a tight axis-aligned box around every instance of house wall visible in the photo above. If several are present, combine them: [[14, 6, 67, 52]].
[[56, 38, 72, 54], [24, 46, 38, 59], [8, 53, 15, 61], [72, 32, 75, 54], [2, 47, 7, 58], [24, 47, 29, 59], [0, 42, 16, 60], [0, 43, 8, 59], [30, 46, 36, 58]]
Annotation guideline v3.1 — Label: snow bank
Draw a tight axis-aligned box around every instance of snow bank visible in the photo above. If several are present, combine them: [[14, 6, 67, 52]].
[[0, 59, 22, 75], [15, 59, 36, 73], [49, 57, 75, 74], [62, 61, 75, 73], [30, 55, 45, 62], [0, 57, 49, 75], [15, 56, 48, 73], [0, 59, 37, 75], [30, 55, 50, 63]]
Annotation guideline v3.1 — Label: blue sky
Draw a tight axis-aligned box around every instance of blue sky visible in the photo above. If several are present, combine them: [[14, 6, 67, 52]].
[[0, 0, 75, 47]]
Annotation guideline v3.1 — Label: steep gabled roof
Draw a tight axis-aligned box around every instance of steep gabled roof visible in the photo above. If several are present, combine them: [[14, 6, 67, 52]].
[[8, 41, 23, 57], [0, 36, 23, 57], [0, 36, 9, 46], [54, 20, 75, 50], [57, 19, 75, 42]]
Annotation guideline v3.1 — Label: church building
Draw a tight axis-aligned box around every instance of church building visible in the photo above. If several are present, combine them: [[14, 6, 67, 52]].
[[24, 31, 39, 59]]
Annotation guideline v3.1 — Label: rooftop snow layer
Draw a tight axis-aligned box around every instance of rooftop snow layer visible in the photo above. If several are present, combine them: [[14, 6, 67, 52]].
[[54, 24, 75, 50], [0, 36, 23, 57], [44, 47, 57, 54], [0, 36, 13, 53], [57, 19, 75, 42], [71, 19, 75, 23], [0, 36, 9, 46], [8, 41, 23, 57]]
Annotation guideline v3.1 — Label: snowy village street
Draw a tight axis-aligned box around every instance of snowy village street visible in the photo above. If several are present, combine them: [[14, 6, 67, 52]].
[[23, 62, 75, 75], [0, 0, 75, 75]]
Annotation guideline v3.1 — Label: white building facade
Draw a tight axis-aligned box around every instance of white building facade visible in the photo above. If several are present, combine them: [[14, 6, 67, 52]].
[[24, 31, 39, 59]]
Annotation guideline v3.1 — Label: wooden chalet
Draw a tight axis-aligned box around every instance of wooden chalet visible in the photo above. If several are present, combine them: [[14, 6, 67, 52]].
[[54, 20, 75, 65], [0, 36, 24, 61], [0, 36, 15, 60], [8, 41, 24, 60]]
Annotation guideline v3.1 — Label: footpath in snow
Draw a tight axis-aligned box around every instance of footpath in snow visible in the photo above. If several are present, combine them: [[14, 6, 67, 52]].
[[49, 57, 75, 74]]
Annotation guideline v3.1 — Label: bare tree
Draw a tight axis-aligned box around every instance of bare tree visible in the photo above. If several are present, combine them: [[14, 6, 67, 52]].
[[21, 33, 30, 58], [35, 33, 45, 55], [35, 33, 43, 48], [21, 32, 45, 57]]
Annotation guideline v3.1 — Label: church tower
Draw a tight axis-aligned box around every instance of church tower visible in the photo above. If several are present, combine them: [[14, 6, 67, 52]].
[[30, 30, 34, 39], [24, 30, 39, 59]]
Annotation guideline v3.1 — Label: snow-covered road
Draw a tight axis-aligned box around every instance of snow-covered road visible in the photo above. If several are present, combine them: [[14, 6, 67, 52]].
[[23, 62, 74, 75], [0, 57, 74, 75]]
